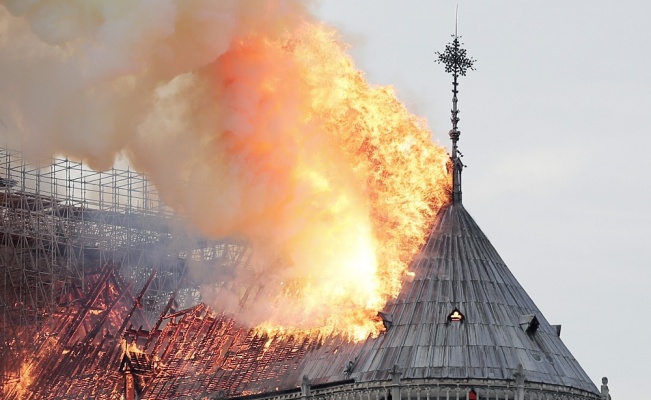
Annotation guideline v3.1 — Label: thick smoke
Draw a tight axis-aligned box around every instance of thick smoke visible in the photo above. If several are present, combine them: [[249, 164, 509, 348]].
[[0, 0, 309, 167], [0, 1, 450, 335]]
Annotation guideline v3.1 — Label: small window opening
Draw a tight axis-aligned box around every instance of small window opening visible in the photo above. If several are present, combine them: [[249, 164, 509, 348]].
[[468, 390, 477, 400], [447, 308, 464, 323], [519, 314, 539, 334]]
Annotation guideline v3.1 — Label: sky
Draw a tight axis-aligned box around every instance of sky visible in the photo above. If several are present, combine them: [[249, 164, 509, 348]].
[[316, 1, 651, 398]]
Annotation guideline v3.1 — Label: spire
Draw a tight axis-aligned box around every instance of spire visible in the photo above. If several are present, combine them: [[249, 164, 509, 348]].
[[436, 20, 475, 203]]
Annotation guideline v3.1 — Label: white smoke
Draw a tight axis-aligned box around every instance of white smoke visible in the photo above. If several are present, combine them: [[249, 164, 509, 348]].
[[0, 0, 311, 168]]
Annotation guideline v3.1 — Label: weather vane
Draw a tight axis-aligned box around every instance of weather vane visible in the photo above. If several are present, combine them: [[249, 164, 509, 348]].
[[435, 13, 476, 204]]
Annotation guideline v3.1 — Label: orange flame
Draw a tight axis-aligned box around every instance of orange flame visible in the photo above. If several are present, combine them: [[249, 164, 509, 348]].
[[125, 340, 143, 355], [184, 24, 452, 340]]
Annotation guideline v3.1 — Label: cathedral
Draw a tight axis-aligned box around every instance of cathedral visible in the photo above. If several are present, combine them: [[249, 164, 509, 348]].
[[0, 35, 610, 400]]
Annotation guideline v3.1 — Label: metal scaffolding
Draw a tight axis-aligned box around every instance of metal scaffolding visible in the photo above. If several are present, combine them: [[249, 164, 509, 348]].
[[0, 147, 253, 394]]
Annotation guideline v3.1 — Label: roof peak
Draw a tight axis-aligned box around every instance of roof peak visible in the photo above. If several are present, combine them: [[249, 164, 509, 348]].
[[436, 31, 475, 203]]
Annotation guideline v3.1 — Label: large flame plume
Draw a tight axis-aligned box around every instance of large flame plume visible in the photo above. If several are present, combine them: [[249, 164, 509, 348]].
[[0, 1, 451, 339]]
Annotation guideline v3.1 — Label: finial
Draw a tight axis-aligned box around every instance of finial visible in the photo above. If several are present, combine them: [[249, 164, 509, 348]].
[[455, 4, 458, 38], [436, 20, 475, 204], [600, 377, 611, 400]]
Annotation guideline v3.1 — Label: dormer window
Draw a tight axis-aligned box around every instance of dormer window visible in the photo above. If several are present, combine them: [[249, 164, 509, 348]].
[[448, 308, 464, 323], [519, 314, 539, 334]]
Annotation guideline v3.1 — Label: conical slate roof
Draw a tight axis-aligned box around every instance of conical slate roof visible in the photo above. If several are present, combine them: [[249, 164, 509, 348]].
[[344, 201, 599, 393]]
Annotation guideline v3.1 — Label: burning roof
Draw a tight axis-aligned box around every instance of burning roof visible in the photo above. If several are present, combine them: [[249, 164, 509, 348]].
[[2, 200, 600, 399]]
